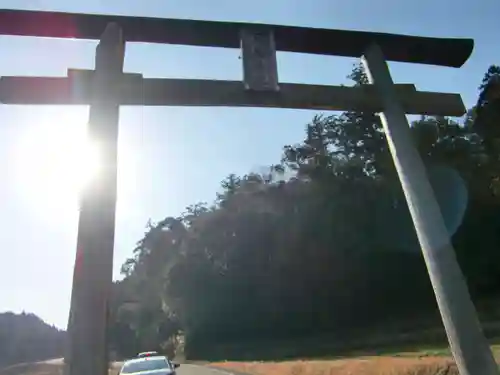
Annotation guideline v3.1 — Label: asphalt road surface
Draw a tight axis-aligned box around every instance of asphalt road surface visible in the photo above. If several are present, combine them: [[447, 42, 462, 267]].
[[177, 364, 236, 375]]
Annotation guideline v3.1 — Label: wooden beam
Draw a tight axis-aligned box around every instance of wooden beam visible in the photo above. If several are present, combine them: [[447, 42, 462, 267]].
[[0, 9, 473, 67], [0, 74, 466, 116]]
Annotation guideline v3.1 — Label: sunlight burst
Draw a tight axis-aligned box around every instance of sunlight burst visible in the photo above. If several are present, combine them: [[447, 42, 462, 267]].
[[12, 109, 102, 215], [11, 107, 139, 224]]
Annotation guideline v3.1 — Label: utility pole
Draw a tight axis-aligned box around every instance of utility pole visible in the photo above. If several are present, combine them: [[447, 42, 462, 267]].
[[362, 44, 499, 375], [64, 23, 124, 375]]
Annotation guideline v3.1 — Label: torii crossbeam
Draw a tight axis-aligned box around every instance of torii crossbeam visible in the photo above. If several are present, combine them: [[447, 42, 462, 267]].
[[0, 9, 473, 67], [0, 9, 496, 375]]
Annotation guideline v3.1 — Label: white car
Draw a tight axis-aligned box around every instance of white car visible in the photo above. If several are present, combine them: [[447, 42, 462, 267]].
[[119, 356, 180, 375]]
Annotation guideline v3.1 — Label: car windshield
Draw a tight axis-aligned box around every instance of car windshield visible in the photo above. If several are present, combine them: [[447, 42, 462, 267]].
[[121, 359, 169, 374]]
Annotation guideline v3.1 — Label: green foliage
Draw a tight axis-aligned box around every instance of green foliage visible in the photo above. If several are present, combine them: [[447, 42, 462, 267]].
[[473, 65, 500, 197], [108, 64, 500, 360], [474, 65, 500, 142]]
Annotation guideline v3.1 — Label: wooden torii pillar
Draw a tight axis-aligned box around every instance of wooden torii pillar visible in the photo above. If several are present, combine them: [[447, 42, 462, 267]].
[[64, 23, 125, 375], [0, 10, 497, 375]]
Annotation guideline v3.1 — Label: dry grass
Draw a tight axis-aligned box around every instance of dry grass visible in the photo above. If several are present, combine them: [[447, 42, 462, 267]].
[[212, 357, 460, 375], [210, 345, 500, 375]]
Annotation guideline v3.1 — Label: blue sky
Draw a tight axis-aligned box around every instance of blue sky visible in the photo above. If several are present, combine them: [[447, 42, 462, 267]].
[[0, 0, 498, 329]]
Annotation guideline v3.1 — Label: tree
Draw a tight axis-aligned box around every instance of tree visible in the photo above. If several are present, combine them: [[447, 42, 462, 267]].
[[474, 65, 500, 144], [107, 64, 500, 361]]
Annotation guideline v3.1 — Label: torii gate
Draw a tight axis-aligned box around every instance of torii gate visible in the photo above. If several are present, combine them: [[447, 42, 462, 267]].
[[0, 9, 497, 375]]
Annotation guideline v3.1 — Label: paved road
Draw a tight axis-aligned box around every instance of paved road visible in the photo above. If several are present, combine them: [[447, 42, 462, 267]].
[[177, 364, 235, 375]]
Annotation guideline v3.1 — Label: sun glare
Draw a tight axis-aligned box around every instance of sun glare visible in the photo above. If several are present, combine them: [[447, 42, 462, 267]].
[[11, 107, 139, 223], [12, 109, 102, 216]]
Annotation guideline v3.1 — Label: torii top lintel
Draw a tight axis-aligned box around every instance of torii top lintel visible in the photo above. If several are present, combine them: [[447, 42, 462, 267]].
[[0, 9, 473, 68]]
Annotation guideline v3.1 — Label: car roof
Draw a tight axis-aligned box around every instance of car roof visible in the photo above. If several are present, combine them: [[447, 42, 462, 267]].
[[138, 351, 159, 357], [124, 356, 168, 365]]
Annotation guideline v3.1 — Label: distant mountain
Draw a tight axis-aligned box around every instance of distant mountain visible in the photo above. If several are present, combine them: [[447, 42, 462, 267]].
[[0, 312, 65, 367]]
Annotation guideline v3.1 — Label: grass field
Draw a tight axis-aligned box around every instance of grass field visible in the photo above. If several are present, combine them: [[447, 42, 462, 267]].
[[210, 344, 500, 375], [212, 357, 459, 375]]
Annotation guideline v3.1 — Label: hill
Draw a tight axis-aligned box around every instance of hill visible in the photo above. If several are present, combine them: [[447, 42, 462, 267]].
[[0, 312, 65, 367]]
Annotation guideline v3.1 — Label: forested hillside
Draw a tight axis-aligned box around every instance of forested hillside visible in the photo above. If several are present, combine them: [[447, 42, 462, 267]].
[[0, 312, 65, 367], [107, 64, 500, 360]]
